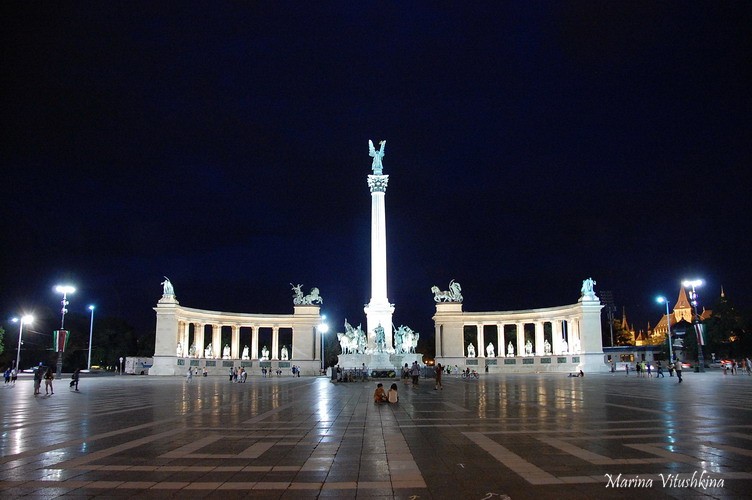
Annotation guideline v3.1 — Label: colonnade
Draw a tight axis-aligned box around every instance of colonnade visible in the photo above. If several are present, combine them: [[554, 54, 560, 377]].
[[433, 298, 604, 371], [176, 322, 291, 360], [461, 319, 580, 358], [151, 293, 322, 375]]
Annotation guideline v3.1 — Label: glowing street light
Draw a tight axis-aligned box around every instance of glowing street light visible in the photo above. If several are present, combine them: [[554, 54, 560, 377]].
[[681, 279, 705, 372], [318, 314, 329, 372], [54, 285, 75, 377], [12, 315, 34, 372], [55, 285, 76, 329], [656, 296, 674, 363], [87, 305, 95, 371]]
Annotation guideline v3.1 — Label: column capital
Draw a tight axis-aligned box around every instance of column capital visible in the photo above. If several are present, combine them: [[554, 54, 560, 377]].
[[367, 174, 389, 193]]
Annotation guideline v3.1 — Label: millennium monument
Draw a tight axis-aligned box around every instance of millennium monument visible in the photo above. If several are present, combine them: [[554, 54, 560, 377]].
[[335, 140, 422, 371]]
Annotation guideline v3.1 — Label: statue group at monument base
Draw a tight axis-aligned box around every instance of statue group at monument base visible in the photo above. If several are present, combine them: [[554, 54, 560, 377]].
[[336, 352, 423, 373]]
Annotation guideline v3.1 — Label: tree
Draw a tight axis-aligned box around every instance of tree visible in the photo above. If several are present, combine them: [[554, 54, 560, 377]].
[[0, 326, 5, 357], [704, 294, 747, 360]]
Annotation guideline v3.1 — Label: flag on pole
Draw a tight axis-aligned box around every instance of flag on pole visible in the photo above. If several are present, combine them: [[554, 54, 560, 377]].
[[53, 330, 69, 352], [693, 323, 706, 346]]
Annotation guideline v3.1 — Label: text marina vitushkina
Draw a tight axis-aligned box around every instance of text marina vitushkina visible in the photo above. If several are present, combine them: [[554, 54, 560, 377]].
[[604, 471, 724, 489]]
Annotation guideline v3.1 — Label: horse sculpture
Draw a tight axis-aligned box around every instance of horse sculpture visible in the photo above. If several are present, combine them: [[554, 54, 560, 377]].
[[431, 279, 463, 302], [291, 284, 323, 305]]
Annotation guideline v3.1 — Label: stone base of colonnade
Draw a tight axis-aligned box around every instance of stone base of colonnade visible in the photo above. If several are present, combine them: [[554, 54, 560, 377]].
[[148, 356, 324, 377], [436, 353, 610, 374]]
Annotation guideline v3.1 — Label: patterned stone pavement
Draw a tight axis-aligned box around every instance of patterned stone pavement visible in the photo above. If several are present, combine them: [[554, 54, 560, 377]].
[[1, 369, 751, 499]]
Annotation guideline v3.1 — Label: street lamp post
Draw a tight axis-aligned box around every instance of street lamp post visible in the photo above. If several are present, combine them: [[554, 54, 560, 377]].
[[54, 285, 76, 377], [319, 315, 329, 373], [682, 279, 705, 373], [87, 305, 95, 371], [12, 315, 34, 372], [656, 297, 674, 363]]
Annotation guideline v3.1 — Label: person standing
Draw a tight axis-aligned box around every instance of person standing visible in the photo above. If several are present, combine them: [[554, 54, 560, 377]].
[[625, 363, 629, 376], [410, 361, 420, 386], [655, 361, 664, 378], [44, 367, 54, 395], [10, 367, 17, 385], [186, 366, 193, 382], [33, 365, 44, 395], [675, 359, 682, 383], [434, 363, 443, 390], [71, 368, 80, 391]]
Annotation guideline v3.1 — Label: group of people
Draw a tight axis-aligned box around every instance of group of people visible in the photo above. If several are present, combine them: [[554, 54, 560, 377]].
[[626, 360, 682, 382], [722, 358, 752, 375], [3, 367, 18, 385], [229, 367, 248, 382], [374, 382, 399, 403], [28, 365, 81, 394]]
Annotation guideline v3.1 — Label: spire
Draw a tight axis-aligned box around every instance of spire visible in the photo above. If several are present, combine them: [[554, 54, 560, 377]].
[[621, 306, 628, 329]]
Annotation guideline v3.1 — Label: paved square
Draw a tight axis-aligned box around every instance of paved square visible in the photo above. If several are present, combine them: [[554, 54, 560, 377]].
[[1, 370, 750, 498]]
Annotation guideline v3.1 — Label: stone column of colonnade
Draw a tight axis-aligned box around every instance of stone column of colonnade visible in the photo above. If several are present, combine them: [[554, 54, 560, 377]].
[[477, 323, 485, 357], [497, 323, 505, 356], [212, 324, 221, 358], [516, 322, 525, 356], [251, 326, 259, 360], [195, 324, 204, 357], [553, 320, 562, 354], [231, 325, 240, 359], [272, 327, 279, 360], [535, 322, 544, 355]]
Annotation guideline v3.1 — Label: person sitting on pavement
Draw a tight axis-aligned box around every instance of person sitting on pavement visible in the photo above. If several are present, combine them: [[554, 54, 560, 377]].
[[373, 383, 387, 403], [388, 383, 399, 403]]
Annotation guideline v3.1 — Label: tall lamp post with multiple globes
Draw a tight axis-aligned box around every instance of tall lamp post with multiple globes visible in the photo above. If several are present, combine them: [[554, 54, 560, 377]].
[[656, 296, 674, 363], [87, 305, 95, 371], [682, 279, 705, 373], [12, 315, 34, 372], [54, 285, 76, 377], [318, 315, 329, 372]]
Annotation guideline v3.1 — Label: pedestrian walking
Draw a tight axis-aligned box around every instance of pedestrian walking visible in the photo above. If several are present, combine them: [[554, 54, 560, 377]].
[[625, 363, 629, 376], [186, 366, 192, 382], [3, 367, 10, 384], [434, 363, 443, 390], [655, 361, 664, 378], [646, 363, 652, 378], [10, 367, 17, 385], [675, 360, 683, 383]]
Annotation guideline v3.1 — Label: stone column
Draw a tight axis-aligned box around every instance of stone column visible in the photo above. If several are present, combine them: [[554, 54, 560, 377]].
[[212, 324, 221, 358], [195, 323, 204, 358], [498, 323, 505, 356], [535, 322, 544, 356], [272, 326, 279, 360], [364, 167, 395, 350], [231, 325, 240, 359], [251, 326, 258, 360], [435, 324, 442, 357], [516, 323, 525, 356], [553, 320, 562, 354], [477, 323, 485, 358], [181, 322, 189, 354]]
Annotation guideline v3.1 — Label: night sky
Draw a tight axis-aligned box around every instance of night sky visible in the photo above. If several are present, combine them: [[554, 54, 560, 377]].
[[2, 2, 750, 351]]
